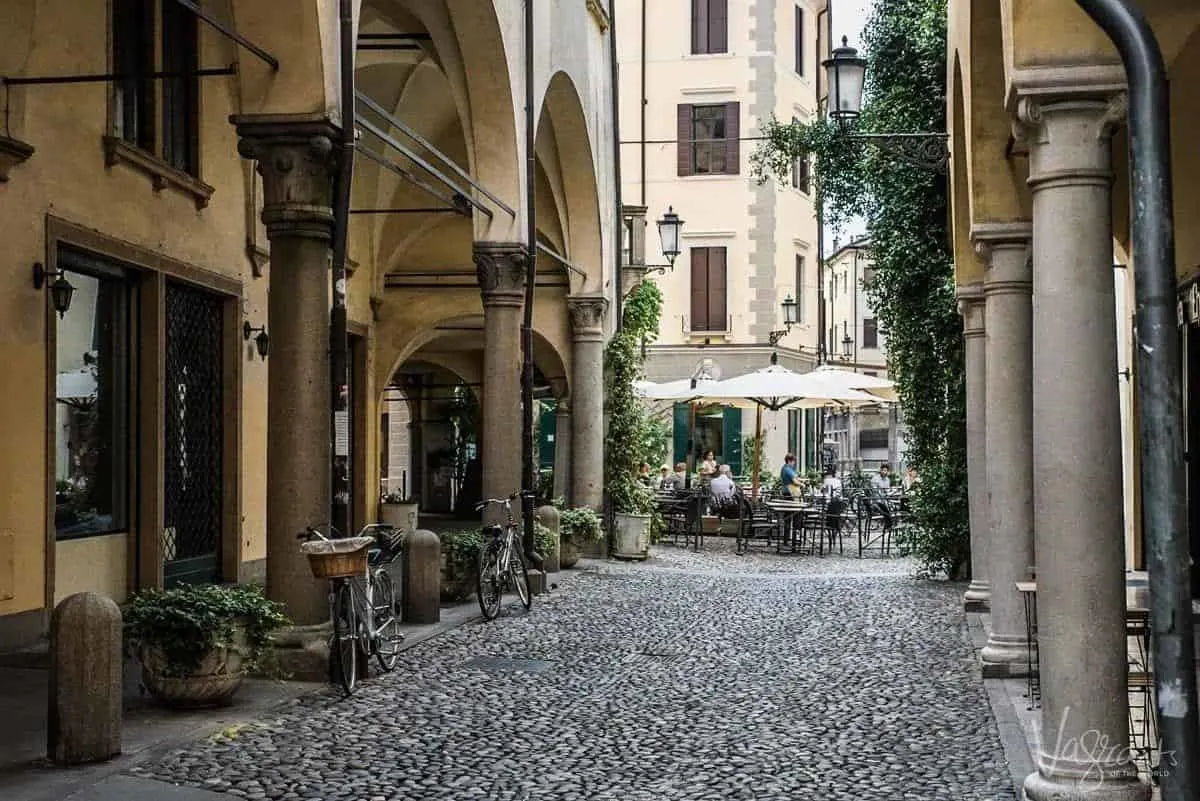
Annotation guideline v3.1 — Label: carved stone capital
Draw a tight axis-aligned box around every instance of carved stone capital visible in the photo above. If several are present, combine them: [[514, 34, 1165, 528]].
[[232, 114, 339, 240], [0, 135, 35, 181], [472, 241, 528, 301], [567, 294, 608, 337], [956, 282, 986, 337], [1011, 89, 1125, 190], [973, 222, 1033, 295]]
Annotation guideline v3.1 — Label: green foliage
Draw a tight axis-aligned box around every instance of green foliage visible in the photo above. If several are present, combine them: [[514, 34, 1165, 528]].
[[751, 0, 966, 578], [605, 280, 663, 515], [741, 434, 765, 482], [124, 584, 290, 678], [559, 506, 605, 544], [639, 416, 671, 471]]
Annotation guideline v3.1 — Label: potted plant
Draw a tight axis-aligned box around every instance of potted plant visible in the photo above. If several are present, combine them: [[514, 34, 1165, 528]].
[[380, 471, 419, 534], [557, 505, 604, 568], [123, 583, 289, 708], [603, 280, 663, 560]]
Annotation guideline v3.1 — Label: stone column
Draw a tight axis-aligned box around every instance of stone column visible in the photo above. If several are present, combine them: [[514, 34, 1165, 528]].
[[234, 115, 337, 626], [473, 242, 527, 511], [553, 399, 572, 502], [567, 295, 608, 508], [1018, 93, 1147, 801], [975, 223, 1034, 676], [957, 283, 990, 611]]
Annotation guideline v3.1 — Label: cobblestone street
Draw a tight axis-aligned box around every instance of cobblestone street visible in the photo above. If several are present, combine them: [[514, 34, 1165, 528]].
[[135, 542, 1016, 801]]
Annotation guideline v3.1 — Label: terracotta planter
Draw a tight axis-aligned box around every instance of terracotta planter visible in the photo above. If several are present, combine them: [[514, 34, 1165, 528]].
[[138, 625, 248, 708], [380, 502, 420, 534], [559, 539, 582, 569]]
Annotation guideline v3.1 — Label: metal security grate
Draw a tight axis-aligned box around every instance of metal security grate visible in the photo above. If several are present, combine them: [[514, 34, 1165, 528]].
[[462, 656, 555, 674], [163, 281, 224, 586]]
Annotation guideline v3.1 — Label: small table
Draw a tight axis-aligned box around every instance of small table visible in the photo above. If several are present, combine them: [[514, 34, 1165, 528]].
[[765, 501, 807, 554], [1015, 581, 1039, 708]]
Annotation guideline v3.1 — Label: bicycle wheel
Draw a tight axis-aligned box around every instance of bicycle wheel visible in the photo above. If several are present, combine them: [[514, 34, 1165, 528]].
[[373, 571, 403, 672], [476, 542, 503, 620], [509, 548, 532, 610], [330, 581, 358, 695]]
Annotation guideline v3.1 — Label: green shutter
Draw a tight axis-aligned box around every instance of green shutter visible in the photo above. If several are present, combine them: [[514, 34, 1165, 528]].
[[723, 407, 743, 476], [805, 409, 818, 470], [673, 403, 690, 465]]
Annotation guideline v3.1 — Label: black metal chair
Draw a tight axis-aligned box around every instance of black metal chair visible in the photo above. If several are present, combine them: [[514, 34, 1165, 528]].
[[735, 493, 776, 555]]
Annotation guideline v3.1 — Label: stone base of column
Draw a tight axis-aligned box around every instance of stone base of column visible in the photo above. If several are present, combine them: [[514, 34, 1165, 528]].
[[980, 634, 1033, 678], [1024, 767, 1150, 801], [964, 582, 990, 612]]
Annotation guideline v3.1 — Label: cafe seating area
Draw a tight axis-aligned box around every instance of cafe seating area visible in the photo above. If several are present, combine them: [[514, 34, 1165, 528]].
[[653, 480, 911, 560]]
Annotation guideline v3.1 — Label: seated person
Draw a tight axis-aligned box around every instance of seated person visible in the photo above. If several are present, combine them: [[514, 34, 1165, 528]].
[[656, 464, 672, 490], [709, 464, 740, 516], [637, 462, 653, 487], [662, 462, 688, 492]]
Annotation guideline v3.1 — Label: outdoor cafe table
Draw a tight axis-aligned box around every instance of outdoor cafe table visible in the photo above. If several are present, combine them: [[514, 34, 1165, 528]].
[[765, 499, 809, 554]]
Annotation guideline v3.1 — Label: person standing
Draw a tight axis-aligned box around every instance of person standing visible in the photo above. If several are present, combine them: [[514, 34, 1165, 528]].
[[780, 453, 803, 499]]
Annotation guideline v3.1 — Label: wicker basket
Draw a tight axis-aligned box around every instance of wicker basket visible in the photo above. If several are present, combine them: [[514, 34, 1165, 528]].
[[301, 537, 375, 579]]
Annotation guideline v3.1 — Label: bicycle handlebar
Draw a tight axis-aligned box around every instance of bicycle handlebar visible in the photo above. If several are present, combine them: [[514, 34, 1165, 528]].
[[474, 490, 530, 512]]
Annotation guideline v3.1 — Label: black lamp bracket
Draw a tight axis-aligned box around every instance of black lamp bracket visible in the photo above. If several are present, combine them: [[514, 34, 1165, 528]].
[[243, 321, 265, 340], [32, 261, 61, 289]]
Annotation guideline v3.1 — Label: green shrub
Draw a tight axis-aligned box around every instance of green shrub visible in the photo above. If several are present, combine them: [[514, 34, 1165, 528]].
[[559, 506, 604, 544], [123, 583, 289, 678]]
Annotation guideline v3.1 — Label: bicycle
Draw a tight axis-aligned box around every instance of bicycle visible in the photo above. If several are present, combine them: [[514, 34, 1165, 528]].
[[475, 491, 533, 621], [299, 523, 407, 695]]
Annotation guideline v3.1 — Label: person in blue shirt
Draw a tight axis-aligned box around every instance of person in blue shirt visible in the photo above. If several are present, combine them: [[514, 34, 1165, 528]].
[[780, 453, 801, 499]]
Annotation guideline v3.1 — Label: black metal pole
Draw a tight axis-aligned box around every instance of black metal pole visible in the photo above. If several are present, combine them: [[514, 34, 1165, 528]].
[[521, 0, 540, 567], [814, 4, 830, 472], [329, 0, 355, 539], [1075, 1, 1199, 796]]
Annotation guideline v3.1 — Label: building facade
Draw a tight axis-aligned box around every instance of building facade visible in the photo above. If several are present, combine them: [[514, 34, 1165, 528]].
[[0, 0, 619, 649], [822, 236, 903, 471], [616, 0, 826, 474], [948, 1, 1200, 798]]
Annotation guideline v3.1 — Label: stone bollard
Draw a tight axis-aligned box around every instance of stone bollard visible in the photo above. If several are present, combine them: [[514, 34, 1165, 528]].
[[403, 529, 441, 624], [48, 592, 122, 764], [535, 505, 561, 573]]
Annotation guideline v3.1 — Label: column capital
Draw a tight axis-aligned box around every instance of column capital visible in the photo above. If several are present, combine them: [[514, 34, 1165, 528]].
[[473, 241, 528, 305], [567, 294, 609, 338], [956, 282, 986, 337], [1012, 90, 1126, 190], [232, 113, 339, 240], [973, 222, 1033, 293]]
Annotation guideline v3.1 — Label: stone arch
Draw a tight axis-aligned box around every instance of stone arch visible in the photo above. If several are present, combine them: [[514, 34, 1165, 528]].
[[536, 71, 603, 294], [949, 54, 983, 286], [229, 0, 336, 115]]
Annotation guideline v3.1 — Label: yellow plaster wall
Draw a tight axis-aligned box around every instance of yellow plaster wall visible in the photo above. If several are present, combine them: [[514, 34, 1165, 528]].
[[54, 534, 127, 607]]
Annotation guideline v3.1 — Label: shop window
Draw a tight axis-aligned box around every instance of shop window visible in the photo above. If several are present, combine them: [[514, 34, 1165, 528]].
[[54, 248, 135, 539]]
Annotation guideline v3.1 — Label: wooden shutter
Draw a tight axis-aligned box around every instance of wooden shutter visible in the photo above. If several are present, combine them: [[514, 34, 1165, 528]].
[[708, 247, 727, 330], [723, 102, 740, 175], [691, 0, 707, 53], [795, 6, 804, 75], [795, 255, 804, 320], [710, 0, 728, 53], [677, 104, 694, 176], [690, 248, 708, 329]]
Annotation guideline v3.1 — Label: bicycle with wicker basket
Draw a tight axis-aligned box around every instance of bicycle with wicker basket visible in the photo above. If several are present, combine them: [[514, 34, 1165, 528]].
[[299, 523, 406, 695]]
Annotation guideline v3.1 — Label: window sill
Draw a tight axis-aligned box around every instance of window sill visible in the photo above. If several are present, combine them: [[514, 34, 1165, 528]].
[[681, 173, 741, 180], [103, 136, 214, 210], [684, 52, 736, 60]]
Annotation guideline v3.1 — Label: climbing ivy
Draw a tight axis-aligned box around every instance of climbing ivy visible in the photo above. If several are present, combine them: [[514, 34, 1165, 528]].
[[605, 280, 663, 515], [752, 0, 968, 579]]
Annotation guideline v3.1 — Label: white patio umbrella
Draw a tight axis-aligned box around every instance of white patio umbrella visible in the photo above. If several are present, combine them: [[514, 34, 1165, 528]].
[[696, 364, 886, 497], [810, 364, 899, 402]]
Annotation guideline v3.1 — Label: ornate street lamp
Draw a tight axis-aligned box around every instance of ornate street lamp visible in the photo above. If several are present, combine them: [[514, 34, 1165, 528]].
[[768, 295, 805, 365], [243, 321, 271, 360], [822, 37, 949, 171], [656, 206, 684, 268], [840, 333, 854, 361]]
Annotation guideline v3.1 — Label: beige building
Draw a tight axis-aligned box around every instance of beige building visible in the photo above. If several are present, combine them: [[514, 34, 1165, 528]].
[[0, 0, 619, 648], [822, 235, 902, 470], [949, 1, 1200, 798], [617, 0, 826, 474]]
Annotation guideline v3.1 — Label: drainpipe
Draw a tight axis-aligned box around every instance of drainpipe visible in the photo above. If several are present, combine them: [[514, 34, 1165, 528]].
[[814, 3, 830, 470], [329, 0, 355, 539], [640, 0, 647, 207], [1075, 1, 1199, 797], [613, 0, 625, 328], [521, 0, 541, 565]]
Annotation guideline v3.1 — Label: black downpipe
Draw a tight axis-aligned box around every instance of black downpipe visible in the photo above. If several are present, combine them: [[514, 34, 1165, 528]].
[[330, 0, 355, 540], [521, 0, 540, 566], [613, 0, 625, 329], [1075, 1, 1199, 797], [814, 5, 829, 470]]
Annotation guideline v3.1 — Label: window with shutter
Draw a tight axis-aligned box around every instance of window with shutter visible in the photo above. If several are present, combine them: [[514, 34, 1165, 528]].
[[723, 101, 740, 175], [795, 6, 804, 75], [689, 247, 728, 331], [691, 0, 728, 54], [795, 255, 805, 322], [683, 103, 738, 176], [863, 318, 879, 349]]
